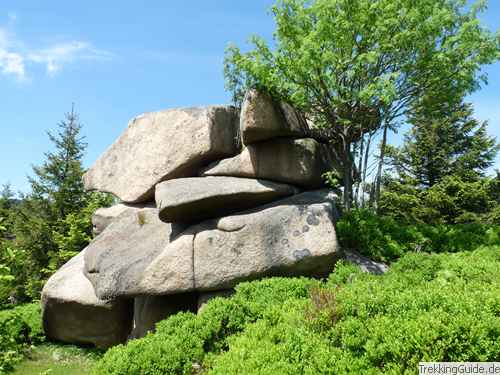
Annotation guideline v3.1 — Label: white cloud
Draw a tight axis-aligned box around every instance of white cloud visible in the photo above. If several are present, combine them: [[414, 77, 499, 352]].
[[0, 27, 25, 80], [0, 49, 25, 79], [27, 41, 113, 76], [0, 15, 112, 81]]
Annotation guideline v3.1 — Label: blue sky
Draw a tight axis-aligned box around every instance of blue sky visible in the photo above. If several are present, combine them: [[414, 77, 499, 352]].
[[0, 1, 498, 193]]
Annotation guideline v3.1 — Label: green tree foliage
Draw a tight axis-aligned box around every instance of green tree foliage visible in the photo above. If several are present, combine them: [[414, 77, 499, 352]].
[[337, 208, 499, 262], [29, 106, 88, 219], [381, 101, 499, 224], [0, 107, 112, 305], [0, 184, 16, 238], [0, 304, 44, 373], [388, 101, 499, 187], [224, 0, 500, 209]]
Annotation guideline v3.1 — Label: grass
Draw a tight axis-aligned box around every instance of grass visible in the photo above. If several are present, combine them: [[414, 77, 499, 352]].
[[12, 343, 102, 375]]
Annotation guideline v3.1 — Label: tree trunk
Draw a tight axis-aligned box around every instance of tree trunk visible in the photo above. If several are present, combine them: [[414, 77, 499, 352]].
[[361, 131, 373, 208], [374, 122, 389, 211], [341, 137, 353, 211], [354, 134, 365, 207]]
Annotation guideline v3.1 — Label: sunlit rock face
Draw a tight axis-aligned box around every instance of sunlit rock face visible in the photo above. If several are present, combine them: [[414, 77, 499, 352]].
[[44, 90, 342, 346]]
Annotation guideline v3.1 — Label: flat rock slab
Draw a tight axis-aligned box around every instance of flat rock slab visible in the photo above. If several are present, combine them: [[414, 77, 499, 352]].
[[240, 89, 309, 145], [84, 207, 184, 300], [92, 203, 154, 236], [201, 138, 333, 189], [140, 190, 340, 294], [155, 176, 299, 223], [83, 106, 240, 203], [41, 251, 133, 348]]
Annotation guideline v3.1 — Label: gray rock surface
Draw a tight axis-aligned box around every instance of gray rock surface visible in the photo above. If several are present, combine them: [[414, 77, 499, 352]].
[[155, 176, 299, 223], [343, 250, 389, 275], [41, 251, 133, 348], [84, 207, 184, 300], [83, 106, 240, 203], [201, 138, 333, 188], [240, 89, 309, 145], [92, 203, 153, 236], [140, 190, 340, 294], [130, 294, 198, 339]]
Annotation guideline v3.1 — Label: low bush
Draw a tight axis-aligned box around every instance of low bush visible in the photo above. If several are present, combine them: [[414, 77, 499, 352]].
[[92, 277, 318, 375], [93, 246, 500, 375], [337, 209, 500, 262], [0, 303, 44, 373]]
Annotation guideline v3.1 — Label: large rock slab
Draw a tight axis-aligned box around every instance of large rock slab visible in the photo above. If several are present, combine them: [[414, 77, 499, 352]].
[[201, 138, 334, 188], [41, 251, 133, 348], [140, 190, 340, 294], [84, 207, 184, 300], [92, 203, 153, 236], [130, 293, 198, 339], [240, 89, 309, 145], [155, 176, 299, 223], [83, 106, 240, 203]]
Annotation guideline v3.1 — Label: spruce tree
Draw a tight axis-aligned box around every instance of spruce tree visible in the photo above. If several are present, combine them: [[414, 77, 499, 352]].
[[7, 106, 112, 301], [381, 100, 499, 224], [389, 101, 499, 187], [29, 105, 87, 219]]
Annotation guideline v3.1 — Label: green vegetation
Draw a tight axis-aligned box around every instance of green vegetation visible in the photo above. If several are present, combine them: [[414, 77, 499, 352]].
[[0, 304, 44, 373], [11, 343, 101, 375], [380, 99, 499, 224], [225, 0, 499, 209], [0, 107, 112, 307], [0, 0, 499, 373], [93, 246, 500, 374], [338, 209, 500, 262]]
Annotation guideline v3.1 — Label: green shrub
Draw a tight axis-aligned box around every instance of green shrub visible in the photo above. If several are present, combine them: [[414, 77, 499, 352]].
[[0, 303, 43, 373], [94, 247, 500, 375], [337, 209, 500, 262], [93, 278, 319, 375], [208, 248, 500, 374]]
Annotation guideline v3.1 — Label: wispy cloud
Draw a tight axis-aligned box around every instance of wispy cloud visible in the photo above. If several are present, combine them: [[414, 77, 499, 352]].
[[0, 13, 113, 81], [0, 27, 25, 79], [27, 41, 113, 76]]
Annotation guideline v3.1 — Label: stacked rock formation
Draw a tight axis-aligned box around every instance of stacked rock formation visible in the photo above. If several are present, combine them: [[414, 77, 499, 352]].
[[41, 90, 340, 348]]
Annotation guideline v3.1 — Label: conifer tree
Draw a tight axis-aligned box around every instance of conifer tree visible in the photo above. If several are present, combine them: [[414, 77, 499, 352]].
[[388, 101, 499, 187], [29, 105, 87, 219], [7, 106, 112, 301]]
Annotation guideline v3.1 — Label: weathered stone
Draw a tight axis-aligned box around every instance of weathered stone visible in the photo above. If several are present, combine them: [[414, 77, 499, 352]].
[[138, 230, 195, 295], [84, 207, 184, 300], [140, 190, 340, 294], [41, 251, 133, 348], [92, 203, 153, 236], [343, 250, 389, 275], [201, 138, 334, 188], [83, 106, 240, 203], [130, 293, 198, 339], [197, 290, 234, 313], [155, 176, 299, 223], [240, 89, 309, 145]]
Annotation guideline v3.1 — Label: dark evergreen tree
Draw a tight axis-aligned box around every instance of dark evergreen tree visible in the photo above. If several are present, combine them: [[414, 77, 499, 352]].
[[6, 106, 112, 301], [388, 101, 498, 187], [381, 100, 499, 224], [29, 106, 87, 220]]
